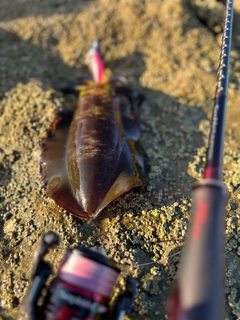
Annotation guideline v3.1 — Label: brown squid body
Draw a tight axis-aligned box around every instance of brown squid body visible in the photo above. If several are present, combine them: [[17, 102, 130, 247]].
[[40, 79, 149, 220], [41, 40, 149, 219]]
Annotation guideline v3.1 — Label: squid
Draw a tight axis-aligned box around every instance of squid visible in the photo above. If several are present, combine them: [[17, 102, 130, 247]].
[[40, 41, 150, 220]]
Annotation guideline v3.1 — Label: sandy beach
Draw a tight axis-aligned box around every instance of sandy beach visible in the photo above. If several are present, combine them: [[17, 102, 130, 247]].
[[0, 0, 240, 319]]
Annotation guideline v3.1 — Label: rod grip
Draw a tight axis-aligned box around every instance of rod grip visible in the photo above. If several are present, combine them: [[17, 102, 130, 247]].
[[167, 181, 228, 320]]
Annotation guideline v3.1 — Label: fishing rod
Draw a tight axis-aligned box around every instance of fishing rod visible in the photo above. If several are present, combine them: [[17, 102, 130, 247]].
[[166, 0, 234, 319]]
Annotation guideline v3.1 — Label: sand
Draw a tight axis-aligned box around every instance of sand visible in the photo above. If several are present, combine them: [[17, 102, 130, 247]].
[[0, 0, 240, 319]]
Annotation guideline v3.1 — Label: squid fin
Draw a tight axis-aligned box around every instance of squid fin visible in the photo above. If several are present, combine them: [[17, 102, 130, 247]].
[[40, 111, 89, 219]]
